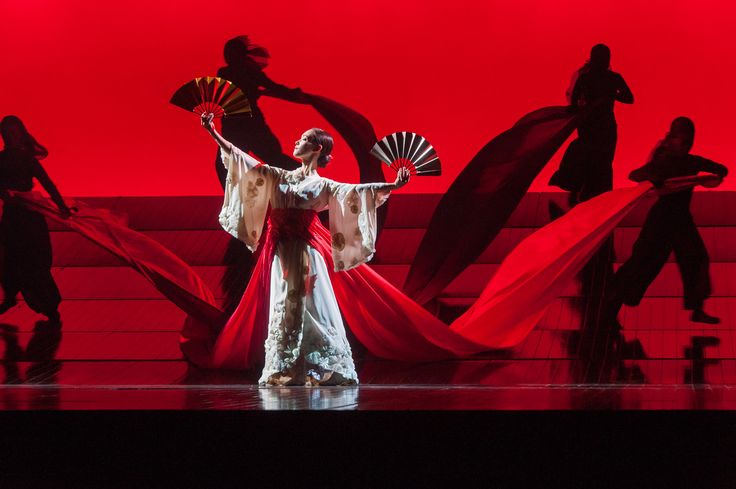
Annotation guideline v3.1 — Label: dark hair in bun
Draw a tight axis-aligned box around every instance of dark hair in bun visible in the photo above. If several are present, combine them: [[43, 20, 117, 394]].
[[307, 128, 334, 167]]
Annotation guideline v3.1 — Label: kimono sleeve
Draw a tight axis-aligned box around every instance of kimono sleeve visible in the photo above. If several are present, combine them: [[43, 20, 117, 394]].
[[218, 146, 282, 251], [326, 181, 391, 271]]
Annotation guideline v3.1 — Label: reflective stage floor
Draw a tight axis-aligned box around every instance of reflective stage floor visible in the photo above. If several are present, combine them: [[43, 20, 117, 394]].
[[3, 383, 736, 410]]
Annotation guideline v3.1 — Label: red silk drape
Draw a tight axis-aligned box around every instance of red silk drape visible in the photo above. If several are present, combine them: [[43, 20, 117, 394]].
[[16, 179, 717, 369], [403, 106, 579, 305], [5, 191, 223, 328], [199, 183, 654, 368]]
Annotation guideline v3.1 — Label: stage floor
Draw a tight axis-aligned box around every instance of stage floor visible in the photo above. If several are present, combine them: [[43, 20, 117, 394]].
[[2, 353, 736, 409], [2, 382, 736, 410]]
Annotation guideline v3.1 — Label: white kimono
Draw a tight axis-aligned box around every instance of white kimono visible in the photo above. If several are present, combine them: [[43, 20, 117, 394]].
[[219, 146, 390, 385]]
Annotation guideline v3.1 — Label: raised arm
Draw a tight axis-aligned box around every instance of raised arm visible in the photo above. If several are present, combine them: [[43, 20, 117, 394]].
[[201, 113, 262, 171], [201, 113, 233, 152]]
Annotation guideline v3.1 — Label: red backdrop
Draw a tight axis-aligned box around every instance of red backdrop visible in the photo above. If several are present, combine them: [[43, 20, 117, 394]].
[[1, 0, 734, 196]]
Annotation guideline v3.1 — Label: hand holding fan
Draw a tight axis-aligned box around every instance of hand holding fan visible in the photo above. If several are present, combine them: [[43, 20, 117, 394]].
[[370, 132, 441, 176], [170, 76, 251, 118]]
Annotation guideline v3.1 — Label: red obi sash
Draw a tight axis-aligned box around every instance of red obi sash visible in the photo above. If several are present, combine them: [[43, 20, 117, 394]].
[[266, 208, 319, 244]]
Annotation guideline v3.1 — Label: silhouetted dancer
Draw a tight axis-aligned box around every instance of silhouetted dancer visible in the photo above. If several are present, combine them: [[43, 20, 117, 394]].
[[0, 116, 72, 323], [609, 117, 728, 325], [213, 36, 306, 315], [550, 45, 633, 343], [550, 43, 634, 203], [214, 35, 304, 188]]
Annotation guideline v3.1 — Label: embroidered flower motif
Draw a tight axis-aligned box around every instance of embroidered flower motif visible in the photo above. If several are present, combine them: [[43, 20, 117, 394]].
[[331, 233, 346, 251], [345, 191, 360, 215], [255, 177, 265, 187], [244, 181, 259, 208]]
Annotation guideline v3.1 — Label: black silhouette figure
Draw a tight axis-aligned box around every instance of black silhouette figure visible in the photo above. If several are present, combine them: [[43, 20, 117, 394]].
[[0, 116, 71, 323], [609, 117, 728, 324], [213, 36, 307, 315], [214, 35, 304, 188], [550, 44, 634, 203], [549, 45, 633, 349]]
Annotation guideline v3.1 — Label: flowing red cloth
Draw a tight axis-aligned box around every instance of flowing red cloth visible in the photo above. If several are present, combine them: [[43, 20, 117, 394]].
[[403, 106, 579, 305], [211, 209, 320, 369], [5, 192, 223, 327], [450, 183, 652, 344], [202, 183, 654, 367], [11, 181, 699, 368], [9, 182, 693, 368]]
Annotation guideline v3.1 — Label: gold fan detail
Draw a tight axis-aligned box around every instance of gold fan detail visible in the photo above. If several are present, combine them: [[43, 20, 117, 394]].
[[170, 76, 251, 118]]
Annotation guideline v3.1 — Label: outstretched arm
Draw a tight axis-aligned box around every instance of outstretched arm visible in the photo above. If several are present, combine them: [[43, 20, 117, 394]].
[[629, 164, 654, 182], [360, 167, 411, 192], [259, 73, 306, 104]]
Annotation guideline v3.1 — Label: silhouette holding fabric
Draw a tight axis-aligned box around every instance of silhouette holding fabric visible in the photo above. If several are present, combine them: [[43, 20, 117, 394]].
[[0, 116, 73, 323], [609, 117, 728, 325], [213, 36, 306, 314], [213, 35, 304, 188], [214, 36, 307, 315], [211, 36, 390, 315], [549, 45, 633, 355], [550, 44, 633, 203]]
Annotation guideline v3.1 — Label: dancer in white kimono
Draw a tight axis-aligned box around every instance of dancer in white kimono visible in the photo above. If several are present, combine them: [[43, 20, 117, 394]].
[[200, 113, 410, 386]]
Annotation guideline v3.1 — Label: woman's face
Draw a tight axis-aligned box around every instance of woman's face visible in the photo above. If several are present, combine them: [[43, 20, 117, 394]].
[[293, 130, 320, 161]]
